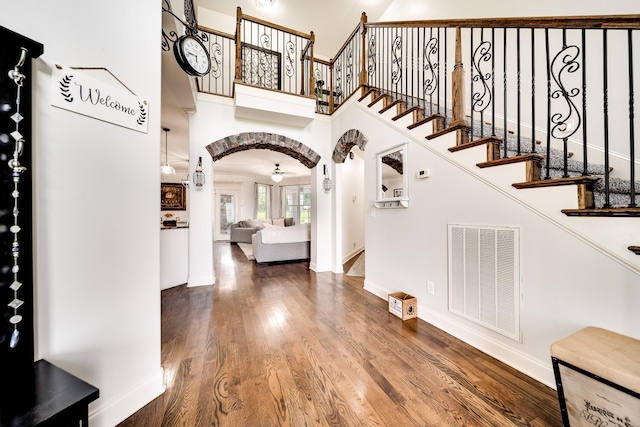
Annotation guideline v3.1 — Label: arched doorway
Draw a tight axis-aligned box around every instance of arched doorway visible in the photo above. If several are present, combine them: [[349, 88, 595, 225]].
[[332, 129, 368, 274]]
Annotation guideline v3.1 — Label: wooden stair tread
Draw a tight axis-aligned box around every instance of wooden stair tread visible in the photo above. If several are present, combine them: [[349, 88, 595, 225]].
[[426, 121, 470, 141], [448, 136, 500, 153], [629, 246, 640, 255], [513, 176, 600, 189], [368, 93, 391, 108], [561, 208, 640, 217], [407, 113, 444, 129], [358, 87, 379, 102], [393, 105, 423, 122], [477, 153, 545, 168], [379, 99, 405, 114]]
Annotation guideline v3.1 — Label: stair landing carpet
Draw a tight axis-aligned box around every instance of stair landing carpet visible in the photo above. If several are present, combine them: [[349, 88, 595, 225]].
[[346, 252, 365, 277], [238, 242, 255, 261]]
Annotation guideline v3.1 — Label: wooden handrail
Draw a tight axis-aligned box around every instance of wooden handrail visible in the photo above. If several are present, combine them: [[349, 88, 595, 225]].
[[330, 23, 362, 67], [240, 11, 312, 40], [365, 15, 640, 30], [197, 26, 234, 40]]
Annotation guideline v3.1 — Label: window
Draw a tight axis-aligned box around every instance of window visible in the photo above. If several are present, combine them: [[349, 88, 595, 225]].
[[255, 183, 270, 219], [283, 185, 311, 224]]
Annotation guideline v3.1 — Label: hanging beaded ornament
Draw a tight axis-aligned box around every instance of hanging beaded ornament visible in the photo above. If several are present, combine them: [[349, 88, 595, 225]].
[[6, 48, 28, 349]]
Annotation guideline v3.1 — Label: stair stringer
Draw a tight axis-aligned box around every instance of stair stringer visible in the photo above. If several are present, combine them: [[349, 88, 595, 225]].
[[354, 100, 640, 275]]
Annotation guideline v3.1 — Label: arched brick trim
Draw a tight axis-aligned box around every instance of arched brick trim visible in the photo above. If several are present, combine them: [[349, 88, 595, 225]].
[[332, 129, 368, 163], [205, 132, 321, 169], [381, 151, 403, 175]]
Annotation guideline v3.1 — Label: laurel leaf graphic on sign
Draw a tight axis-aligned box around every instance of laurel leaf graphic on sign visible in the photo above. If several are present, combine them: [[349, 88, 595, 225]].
[[137, 102, 147, 125], [59, 75, 74, 102]]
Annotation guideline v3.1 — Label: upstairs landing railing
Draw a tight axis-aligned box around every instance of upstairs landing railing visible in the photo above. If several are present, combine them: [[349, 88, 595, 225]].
[[197, 7, 316, 102]]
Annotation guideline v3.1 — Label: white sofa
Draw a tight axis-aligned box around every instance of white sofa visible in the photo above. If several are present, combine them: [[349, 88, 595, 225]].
[[251, 222, 311, 264]]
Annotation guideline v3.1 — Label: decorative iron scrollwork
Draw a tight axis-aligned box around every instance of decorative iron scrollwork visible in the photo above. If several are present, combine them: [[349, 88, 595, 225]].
[[335, 62, 343, 101], [368, 35, 376, 76], [423, 36, 439, 96], [391, 35, 402, 85], [344, 45, 353, 86], [471, 40, 493, 112], [550, 43, 581, 139], [285, 41, 296, 78], [210, 42, 222, 79]]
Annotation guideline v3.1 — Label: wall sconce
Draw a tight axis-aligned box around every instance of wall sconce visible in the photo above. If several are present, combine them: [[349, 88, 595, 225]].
[[323, 164, 332, 192], [193, 156, 205, 187]]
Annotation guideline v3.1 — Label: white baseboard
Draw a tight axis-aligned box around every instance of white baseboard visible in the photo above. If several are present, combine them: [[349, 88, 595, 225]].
[[363, 279, 391, 300], [342, 246, 364, 264], [89, 369, 165, 427], [362, 280, 555, 389], [187, 274, 215, 287]]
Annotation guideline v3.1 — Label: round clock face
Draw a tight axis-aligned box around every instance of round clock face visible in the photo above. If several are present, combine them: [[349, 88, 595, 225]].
[[174, 35, 211, 77]]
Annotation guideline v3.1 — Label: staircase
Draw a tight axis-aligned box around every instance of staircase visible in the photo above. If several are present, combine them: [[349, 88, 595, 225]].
[[357, 86, 640, 270]]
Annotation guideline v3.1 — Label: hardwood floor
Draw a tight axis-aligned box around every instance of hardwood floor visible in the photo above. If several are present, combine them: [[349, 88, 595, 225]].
[[117, 243, 562, 426]]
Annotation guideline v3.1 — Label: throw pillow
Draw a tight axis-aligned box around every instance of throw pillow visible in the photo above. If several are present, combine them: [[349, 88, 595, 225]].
[[284, 217, 294, 227], [245, 219, 260, 229], [273, 217, 285, 227]]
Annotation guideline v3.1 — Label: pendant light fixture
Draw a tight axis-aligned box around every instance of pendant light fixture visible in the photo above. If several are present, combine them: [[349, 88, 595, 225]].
[[271, 163, 283, 183], [193, 156, 205, 187], [160, 127, 176, 175]]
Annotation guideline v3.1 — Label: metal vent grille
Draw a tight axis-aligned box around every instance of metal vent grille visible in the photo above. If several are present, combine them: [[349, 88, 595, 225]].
[[448, 225, 521, 342]]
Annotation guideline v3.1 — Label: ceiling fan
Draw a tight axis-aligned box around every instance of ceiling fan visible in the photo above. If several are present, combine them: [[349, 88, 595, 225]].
[[271, 164, 284, 183]]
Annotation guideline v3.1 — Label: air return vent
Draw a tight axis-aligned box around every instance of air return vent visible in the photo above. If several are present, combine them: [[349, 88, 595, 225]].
[[448, 225, 521, 342]]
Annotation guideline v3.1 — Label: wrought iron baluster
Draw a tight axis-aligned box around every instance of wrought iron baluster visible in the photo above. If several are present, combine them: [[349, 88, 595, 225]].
[[545, 29, 552, 179], [392, 30, 402, 99], [410, 27, 414, 106], [504, 28, 508, 159], [517, 28, 521, 155], [550, 28, 582, 178], [531, 29, 536, 153], [444, 28, 448, 127], [492, 28, 495, 137], [582, 29, 588, 175], [603, 28, 610, 207], [472, 27, 493, 141], [629, 29, 637, 207], [368, 33, 377, 88], [437, 27, 441, 116], [424, 27, 439, 116], [470, 28, 475, 142]]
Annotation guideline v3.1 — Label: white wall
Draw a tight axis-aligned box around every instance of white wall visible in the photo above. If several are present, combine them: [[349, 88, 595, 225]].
[[341, 149, 365, 261], [0, 1, 164, 426], [331, 94, 640, 388]]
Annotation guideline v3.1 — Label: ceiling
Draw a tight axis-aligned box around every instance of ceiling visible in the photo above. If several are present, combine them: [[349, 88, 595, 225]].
[[161, 0, 394, 179]]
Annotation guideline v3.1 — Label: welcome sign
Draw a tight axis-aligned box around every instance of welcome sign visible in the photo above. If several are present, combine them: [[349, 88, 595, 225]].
[[51, 66, 149, 133]]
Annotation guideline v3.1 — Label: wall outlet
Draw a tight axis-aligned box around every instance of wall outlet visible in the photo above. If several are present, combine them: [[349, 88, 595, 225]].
[[427, 280, 435, 295]]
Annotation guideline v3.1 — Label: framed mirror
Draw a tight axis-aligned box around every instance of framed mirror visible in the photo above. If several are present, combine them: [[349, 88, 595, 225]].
[[375, 143, 409, 208]]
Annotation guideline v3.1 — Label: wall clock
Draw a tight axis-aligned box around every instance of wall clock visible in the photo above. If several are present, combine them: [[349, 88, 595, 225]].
[[173, 34, 211, 77]]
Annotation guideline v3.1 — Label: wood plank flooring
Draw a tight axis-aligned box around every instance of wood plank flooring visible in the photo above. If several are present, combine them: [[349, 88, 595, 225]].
[[117, 243, 562, 426]]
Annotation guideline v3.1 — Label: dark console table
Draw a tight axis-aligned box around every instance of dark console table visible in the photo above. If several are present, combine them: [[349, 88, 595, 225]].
[[1, 359, 99, 427]]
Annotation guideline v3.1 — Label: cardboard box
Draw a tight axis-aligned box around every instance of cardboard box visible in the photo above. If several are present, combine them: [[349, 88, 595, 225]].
[[388, 292, 417, 320]]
